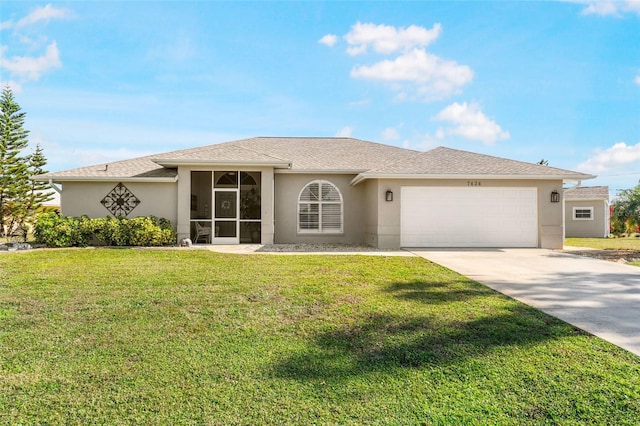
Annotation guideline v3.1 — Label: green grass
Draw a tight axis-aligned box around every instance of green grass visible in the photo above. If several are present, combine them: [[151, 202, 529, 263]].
[[1, 249, 639, 424], [565, 236, 640, 250]]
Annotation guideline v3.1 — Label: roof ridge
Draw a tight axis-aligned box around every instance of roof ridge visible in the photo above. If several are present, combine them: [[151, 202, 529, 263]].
[[432, 146, 582, 174], [251, 136, 422, 153], [233, 142, 291, 164]]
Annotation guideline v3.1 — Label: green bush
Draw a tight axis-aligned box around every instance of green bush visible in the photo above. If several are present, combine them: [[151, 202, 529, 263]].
[[33, 212, 90, 247], [125, 216, 175, 246], [95, 216, 128, 246], [34, 213, 176, 247]]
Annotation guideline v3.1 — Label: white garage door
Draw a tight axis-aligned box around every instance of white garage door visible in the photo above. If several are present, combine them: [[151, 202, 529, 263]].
[[401, 187, 538, 248]]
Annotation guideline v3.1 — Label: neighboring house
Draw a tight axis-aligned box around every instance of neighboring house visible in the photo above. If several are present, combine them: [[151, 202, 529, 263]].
[[40, 189, 61, 211], [564, 186, 610, 238], [35, 137, 594, 249]]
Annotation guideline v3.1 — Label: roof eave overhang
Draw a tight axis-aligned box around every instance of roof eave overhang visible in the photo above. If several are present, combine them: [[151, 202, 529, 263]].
[[152, 159, 291, 168], [350, 173, 596, 186], [33, 176, 179, 183]]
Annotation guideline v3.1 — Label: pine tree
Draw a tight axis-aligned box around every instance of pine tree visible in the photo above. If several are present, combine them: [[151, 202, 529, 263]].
[[21, 144, 54, 238], [0, 86, 37, 239]]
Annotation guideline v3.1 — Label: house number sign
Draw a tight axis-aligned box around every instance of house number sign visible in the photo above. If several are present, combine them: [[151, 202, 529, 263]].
[[467, 181, 482, 186]]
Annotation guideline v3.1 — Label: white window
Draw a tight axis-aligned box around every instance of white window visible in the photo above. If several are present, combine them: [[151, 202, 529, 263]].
[[298, 180, 343, 233], [573, 207, 594, 220]]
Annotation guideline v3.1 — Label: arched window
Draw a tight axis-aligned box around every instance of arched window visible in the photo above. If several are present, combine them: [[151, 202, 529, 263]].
[[298, 180, 343, 233]]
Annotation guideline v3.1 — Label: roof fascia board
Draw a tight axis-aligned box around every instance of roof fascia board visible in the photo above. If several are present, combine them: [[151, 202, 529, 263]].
[[33, 176, 179, 183], [275, 169, 364, 175], [351, 173, 596, 186], [153, 159, 291, 168]]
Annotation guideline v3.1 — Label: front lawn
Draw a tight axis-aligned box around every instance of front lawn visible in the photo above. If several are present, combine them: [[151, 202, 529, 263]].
[[1, 249, 639, 424], [566, 236, 640, 250]]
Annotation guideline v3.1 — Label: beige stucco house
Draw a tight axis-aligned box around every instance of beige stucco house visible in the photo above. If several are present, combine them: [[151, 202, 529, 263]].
[[564, 186, 610, 238], [35, 137, 594, 249]]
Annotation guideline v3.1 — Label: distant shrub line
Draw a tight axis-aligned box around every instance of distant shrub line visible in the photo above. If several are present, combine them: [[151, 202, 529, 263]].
[[34, 213, 176, 247]]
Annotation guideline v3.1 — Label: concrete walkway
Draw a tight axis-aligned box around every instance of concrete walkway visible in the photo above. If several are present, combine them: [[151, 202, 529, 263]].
[[410, 248, 640, 356]]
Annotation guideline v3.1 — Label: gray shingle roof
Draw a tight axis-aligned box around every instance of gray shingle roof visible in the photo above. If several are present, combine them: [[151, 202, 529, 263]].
[[36, 137, 594, 183], [564, 186, 609, 201], [353, 146, 594, 182], [230, 137, 419, 171], [35, 154, 178, 180]]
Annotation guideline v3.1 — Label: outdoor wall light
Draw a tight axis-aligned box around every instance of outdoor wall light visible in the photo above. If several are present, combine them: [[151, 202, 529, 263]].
[[550, 190, 560, 203], [385, 190, 393, 202]]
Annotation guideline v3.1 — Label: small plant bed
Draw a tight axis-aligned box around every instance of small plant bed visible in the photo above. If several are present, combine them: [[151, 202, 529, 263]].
[[1, 250, 639, 424]]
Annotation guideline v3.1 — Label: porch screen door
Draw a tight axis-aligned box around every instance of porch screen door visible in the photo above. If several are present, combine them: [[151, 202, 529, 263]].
[[213, 171, 239, 244]]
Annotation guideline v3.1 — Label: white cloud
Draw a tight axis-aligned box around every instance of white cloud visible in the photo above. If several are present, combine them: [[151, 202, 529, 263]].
[[571, 0, 640, 16], [577, 142, 640, 173], [344, 22, 441, 55], [318, 34, 338, 47], [381, 127, 400, 141], [0, 5, 69, 84], [0, 41, 61, 81], [332, 22, 472, 101], [582, 1, 621, 15], [16, 4, 70, 28], [1, 4, 70, 30], [351, 48, 473, 100], [433, 102, 510, 145], [635, 75, 640, 85], [335, 126, 353, 137]]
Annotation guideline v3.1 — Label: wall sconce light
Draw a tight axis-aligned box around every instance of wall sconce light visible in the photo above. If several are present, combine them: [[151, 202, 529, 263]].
[[550, 190, 560, 203], [385, 190, 393, 202]]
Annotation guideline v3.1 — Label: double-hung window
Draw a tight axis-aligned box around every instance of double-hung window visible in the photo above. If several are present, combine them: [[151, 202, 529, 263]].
[[573, 207, 593, 220], [298, 180, 343, 233]]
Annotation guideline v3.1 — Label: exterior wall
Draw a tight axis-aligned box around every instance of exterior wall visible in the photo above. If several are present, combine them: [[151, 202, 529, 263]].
[[362, 179, 380, 247], [273, 173, 366, 244], [564, 200, 608, 238], [365, 179, 565, 249], [60, 181, 178, 225], [175, 166, 275, 244]]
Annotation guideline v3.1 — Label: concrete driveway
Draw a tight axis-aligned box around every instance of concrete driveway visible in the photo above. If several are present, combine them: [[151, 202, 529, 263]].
[[410, 248, 640, 356]]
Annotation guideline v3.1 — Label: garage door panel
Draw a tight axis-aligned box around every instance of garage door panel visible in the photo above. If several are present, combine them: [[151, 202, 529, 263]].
[[401, 187, 538, 247]]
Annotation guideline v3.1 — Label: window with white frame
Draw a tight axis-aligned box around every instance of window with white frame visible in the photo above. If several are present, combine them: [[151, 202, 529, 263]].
[[298, 180, 343, 233], [573, 207, 593, 220]]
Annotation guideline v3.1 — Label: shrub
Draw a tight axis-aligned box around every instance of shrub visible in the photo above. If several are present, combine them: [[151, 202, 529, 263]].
[[34, 212, 72, 247], [34, 213, 176, 247], [95, 216, 128, 246], [125, 216, 175, 246]]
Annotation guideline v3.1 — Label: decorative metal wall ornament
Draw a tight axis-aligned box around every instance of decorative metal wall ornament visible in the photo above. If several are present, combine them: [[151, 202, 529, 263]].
[[100, 183, 141, 217]]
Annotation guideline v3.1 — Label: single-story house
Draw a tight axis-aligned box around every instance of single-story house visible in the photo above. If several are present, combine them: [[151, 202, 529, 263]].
[[35, 137, 595, 249], [564, 186, 610, 238]]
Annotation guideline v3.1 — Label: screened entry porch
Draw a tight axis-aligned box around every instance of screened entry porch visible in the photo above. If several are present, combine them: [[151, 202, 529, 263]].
[[190, 171, 261, 244]]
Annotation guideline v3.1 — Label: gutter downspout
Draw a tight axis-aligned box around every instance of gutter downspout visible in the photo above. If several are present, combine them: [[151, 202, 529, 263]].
[[48, 179, 62, 194]]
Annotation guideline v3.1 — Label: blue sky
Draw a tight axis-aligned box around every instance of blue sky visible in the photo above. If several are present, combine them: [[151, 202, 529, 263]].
[[1, 1, 639, 196]]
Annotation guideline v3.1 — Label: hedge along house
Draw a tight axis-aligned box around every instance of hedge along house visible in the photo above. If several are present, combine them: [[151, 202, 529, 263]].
[[35, 137, 594, 249], [564, 186, 610, 238]]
